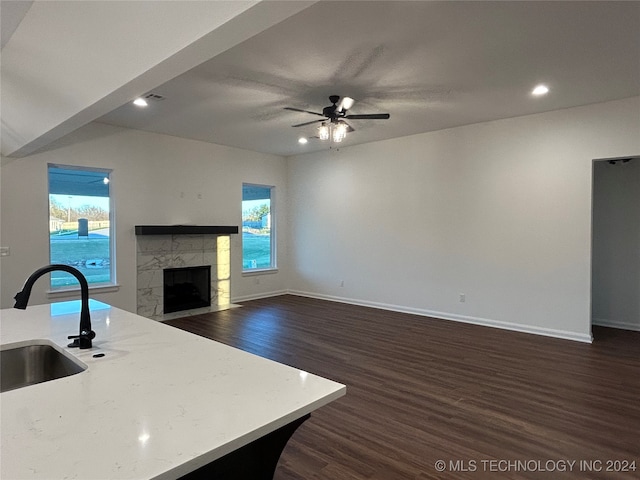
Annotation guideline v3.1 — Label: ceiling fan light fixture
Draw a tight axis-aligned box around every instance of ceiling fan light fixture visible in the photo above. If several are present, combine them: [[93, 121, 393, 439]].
[[290, 96, 388, 143], [332, 122, 348, 143], [337, 96, 355, 112], [318, 123, 330, 141]]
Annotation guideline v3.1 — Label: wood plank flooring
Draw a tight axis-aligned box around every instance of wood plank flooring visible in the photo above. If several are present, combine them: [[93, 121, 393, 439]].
[[165, 295, 640, 479]]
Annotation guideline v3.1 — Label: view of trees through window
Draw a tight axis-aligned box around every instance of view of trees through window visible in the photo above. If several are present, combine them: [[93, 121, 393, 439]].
[[48, 165, 112, 287], [242, 184, 273, 270]]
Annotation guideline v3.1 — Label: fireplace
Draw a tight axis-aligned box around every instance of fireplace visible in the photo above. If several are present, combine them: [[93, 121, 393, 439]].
[[136, 231, 234, 320], [163, 265, 211, 314]]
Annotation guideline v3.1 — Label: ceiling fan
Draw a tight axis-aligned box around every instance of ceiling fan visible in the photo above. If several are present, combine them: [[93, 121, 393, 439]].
[[284, 95, 390, 142]]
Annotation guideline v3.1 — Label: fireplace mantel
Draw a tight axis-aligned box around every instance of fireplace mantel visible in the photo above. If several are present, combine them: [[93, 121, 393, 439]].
[[135, 225, 238, 235]]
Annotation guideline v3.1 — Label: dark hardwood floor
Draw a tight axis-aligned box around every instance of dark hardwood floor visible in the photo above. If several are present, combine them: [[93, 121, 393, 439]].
[[165, 295, 640, 479]]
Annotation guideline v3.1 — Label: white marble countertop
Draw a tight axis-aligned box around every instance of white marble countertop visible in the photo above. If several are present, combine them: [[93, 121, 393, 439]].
[[0, 300, 345, 479]]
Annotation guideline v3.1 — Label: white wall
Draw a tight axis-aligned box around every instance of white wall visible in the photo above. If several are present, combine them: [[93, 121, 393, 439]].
[[287, 97, 640, 342], [2, 98, 638, 342], [0, 122, 289, 311], [592, 157, 640, 331]]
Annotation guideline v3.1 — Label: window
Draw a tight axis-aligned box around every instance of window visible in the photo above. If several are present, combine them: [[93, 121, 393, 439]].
[[48, 164, 114, 288], [242, 184, 275, 271]]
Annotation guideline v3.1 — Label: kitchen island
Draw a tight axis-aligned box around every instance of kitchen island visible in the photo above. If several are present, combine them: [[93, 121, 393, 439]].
[[0, 300, 346, 479]]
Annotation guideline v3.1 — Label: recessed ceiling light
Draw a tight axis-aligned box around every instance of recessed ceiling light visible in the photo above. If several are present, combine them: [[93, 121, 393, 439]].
[[133, 97, 148, 107], [298, 137, 308, 144], [532, 84, 549, 96]]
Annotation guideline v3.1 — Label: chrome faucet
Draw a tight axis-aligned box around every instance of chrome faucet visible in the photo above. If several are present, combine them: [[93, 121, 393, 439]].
[[14, 264, 96, 349]]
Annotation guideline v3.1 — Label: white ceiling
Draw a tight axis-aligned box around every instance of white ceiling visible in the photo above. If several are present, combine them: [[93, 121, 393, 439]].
[[79, 2, 640, 156], [0, 1, 33, 49]]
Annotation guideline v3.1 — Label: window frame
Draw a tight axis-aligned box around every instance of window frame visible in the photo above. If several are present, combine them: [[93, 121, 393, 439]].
[[47, 163, 117, 292], [241, 183, 276, 274]]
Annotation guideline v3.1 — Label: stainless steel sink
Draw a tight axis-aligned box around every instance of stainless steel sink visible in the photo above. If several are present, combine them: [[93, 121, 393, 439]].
[[1, 341, 87, 393]]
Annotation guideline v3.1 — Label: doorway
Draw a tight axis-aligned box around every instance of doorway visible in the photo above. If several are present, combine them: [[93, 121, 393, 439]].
[[591, 156, 640, 336]]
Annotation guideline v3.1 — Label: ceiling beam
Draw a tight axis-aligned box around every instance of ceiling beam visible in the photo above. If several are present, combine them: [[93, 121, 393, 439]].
[[1, 0, 317, 158]]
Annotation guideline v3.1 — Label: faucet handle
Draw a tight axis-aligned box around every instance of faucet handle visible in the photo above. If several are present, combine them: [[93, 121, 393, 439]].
[[67, 330, 96, 349]]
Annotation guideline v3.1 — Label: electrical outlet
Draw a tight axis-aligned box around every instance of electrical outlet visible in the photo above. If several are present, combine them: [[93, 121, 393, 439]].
[[459, 293, 465, 303]]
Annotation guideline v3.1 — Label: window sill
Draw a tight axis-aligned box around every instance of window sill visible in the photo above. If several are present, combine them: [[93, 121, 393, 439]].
[[242, 269, 278, 277], [47, 284, 120, 299]]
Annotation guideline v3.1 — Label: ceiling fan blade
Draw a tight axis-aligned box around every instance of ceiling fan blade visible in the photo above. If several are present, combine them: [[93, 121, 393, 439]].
[[292, 119, 327, 127], [345, 113, 390, 120], [336, 96, 355, 113], [284, 107, 325, 117]]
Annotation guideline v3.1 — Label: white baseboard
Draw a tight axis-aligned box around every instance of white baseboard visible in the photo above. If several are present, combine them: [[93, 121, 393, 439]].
[[232, 289, 289, 304], [287, 290, 593, 344], [592, 317, 640, 332]]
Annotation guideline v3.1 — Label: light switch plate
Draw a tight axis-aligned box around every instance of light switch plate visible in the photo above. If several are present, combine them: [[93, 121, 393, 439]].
[[0, 247, 10, 257]]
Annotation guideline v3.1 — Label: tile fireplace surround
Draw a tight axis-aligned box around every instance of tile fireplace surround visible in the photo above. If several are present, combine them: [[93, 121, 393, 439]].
[[136, 234, 231, 320]]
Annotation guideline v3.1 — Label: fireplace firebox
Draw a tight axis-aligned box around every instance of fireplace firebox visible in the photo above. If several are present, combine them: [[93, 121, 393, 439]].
[[163, 265, 211, 314]]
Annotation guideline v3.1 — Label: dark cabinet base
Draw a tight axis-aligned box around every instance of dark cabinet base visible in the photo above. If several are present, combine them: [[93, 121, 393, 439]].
[[179, 414, 310, 480]]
